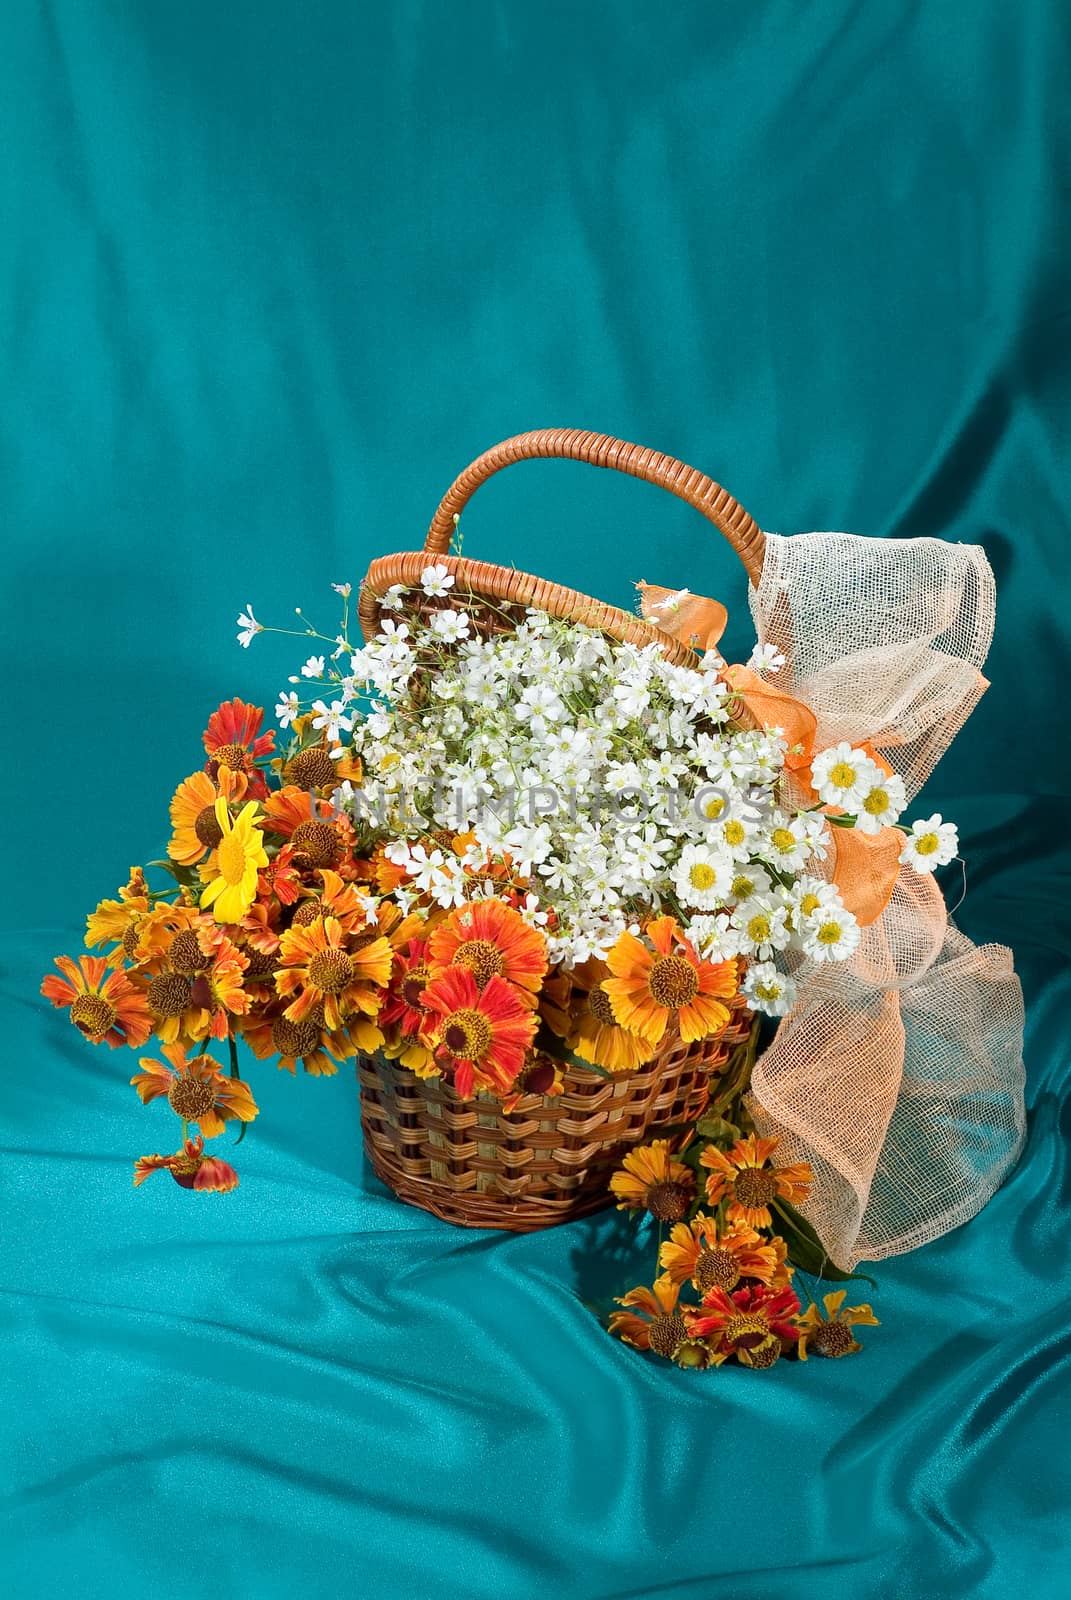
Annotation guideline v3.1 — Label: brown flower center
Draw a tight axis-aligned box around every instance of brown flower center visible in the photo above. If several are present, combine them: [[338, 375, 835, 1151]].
[[452, 939, 505, 987], [167, 1075, 218, 1121], [442, 1008, 493, 1062], [646, 1311, 688, 1359], [732, 1167, 779, 1209], [647, 954, 699, 1011], [401, 967, 430, 1008], [272, 1014, 322, 1059], [242, 947, 278, 979], [148, 972, 193, 1018], [286, 747, 338, 791], [70, 993, 117, 1038], [723, 1311, 771, 1350], [514, 1054, 557, 1096], [587, 983, 617, 1026], [291, 900, 326, 927], [694, 1247, 741, 1292], [738, 1337, 781, 1369], [645, 1179, 693, 1222], [194, 806, 225, 849], [811, 1321, 855, 1358], [213, 742, 249, 772], [291, 820, 342, 869], [308, 948, 354, 994], [122, 920, 144, 960], [169, 930, 210, 975]]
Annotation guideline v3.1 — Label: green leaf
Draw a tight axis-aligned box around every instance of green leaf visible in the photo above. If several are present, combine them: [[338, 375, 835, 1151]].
[[147, 858, 199, 888], [771, 1199, 876, 1286], [694, 1113, 740, 1144]]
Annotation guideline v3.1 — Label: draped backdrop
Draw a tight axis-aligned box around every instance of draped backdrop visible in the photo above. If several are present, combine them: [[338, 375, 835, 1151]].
[[3, 4, 1069, 1596]]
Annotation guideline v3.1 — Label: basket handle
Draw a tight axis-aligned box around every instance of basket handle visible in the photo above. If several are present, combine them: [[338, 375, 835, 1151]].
[[423, 428, 766, 583]]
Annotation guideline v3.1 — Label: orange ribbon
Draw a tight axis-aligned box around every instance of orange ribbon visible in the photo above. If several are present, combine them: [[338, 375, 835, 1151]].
[[636, 582, 727, 653]]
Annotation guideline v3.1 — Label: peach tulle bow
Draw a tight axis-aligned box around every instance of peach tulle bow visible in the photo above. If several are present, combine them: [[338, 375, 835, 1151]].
[[649, 530, 1026, 1268]]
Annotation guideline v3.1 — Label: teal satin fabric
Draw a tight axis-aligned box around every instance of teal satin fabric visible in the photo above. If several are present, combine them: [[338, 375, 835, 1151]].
[[4, 4, 1069, 1595]]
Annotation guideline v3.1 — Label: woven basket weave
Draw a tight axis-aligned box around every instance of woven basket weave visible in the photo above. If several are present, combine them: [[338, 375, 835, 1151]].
[[356, 429, 766, 1231]]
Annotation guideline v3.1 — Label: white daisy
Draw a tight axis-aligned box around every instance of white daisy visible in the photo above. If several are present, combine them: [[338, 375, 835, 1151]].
[[746, 642, 786, 677], [900, 814, 959, 871], [421, 563, 455, 598], [800, 905, 861, 962], [726, 863, 773, 903], [236, 604, 262, 648], [760, 815, 813, 873], [731, 893, 791, 960], [810, 742, 884, 812], [673, 843, 733, 910], [686, 912, 741, 961], [741, 961, 797, 1017], [853, 770, 907, 834]]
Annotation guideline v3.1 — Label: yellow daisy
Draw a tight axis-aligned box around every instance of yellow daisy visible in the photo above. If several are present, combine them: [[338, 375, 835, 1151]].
[[199, 799, 268, 924]]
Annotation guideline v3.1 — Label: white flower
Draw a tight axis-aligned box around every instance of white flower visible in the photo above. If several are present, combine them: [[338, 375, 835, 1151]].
[[275, 690, 300, 728], [421, 563, 455, 598], [810, 742, 884, 812], [741, 962, 797, 1017], [236, 604, 262, 648], [332, 582, 352, 597], [612, 681, 650, 719], [686, 912, 741, 960], [725, 863, 772, 903], [673, 843, 733, 910], [900, 814, 958, 871], [430, 608, 471, 643], [760, 815, 813, 873], [652, 588, 691, 614], [791, 876, 842, 925], [301, 655, 326, 678], [310, 699, 353, 743], [850, 771, 907, 834], [381, 584, 408, 612], [731, 894, 791, 960], [746, 642, 786, 676], [800, 905, 861, 962]]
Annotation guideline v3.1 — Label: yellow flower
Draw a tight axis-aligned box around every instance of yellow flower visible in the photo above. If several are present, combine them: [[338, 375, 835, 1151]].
[[199, 799, 268, 924], [797, 1290, 880, 1359], [610, 1139, 695, 1221], [658, 1213, 790, 1292]]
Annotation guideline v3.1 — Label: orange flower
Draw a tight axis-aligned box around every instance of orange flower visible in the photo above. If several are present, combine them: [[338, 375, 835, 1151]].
[[41, 955, 152, 1049], [688, 1283, 802, 1369], [261, 785, 354, 874], [133, 1135, 239, 1192], [701, 1134, 813, 1229], [203, 697, 274, 797], [609, 1139, 695, 1221], [168, 767, 248, 865], [144, 931, 250, 1044], [542, 961, 656, 1073], [276, 914, 392, 1033], [603, 917, 737, 1045], [288, 869, 377, 938], [658, 1212, 790, 1291], [420, 966, 538, 1097], [256, 841, 303, 907], [130, 1041, 258, 1137], [608, 1275, 693, 1361], [379, 936, 435, 1038], [241, 1003, 354, 1078], [428, 898, 548, 1004], [85, 882, 151, 949]]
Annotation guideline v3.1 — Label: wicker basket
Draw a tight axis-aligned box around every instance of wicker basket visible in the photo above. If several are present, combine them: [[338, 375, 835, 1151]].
[[355, 429, 767, 1231]]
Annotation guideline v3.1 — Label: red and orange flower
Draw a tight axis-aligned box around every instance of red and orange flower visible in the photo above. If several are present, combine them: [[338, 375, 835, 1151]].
[[203, 697, 275, 798], [688, 1282, 802, 1369], [428, 898, 548, 1005], [603, 917, 737, 1045], [420, 966, 538, 1097], [41, 955, 152, 1049], [134, 1135, 239, 1192]]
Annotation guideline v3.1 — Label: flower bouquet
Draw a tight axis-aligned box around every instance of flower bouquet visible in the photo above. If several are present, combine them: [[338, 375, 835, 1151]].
[[43, 430, 1025, 1372]]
